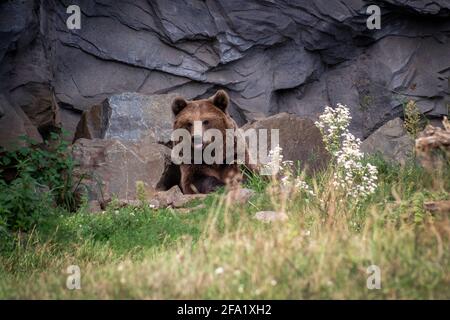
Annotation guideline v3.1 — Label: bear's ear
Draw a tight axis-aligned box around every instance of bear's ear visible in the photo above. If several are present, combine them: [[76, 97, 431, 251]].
[[210, 90, 229, 112], [172, 97, 187, 116]]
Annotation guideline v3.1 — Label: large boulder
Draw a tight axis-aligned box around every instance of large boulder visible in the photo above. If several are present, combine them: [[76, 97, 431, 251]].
[[72, 137, 179, 203], [73, 92, 177, 145], [0, 96, 42, 150], [242, 113, 330, 173], [361, 118, 414, 164]]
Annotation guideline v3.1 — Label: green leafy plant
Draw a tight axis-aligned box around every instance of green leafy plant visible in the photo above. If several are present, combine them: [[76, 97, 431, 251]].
[[136, 180, 147, 205], [0, 131, 82, 231], [403, 100, 424, 138]]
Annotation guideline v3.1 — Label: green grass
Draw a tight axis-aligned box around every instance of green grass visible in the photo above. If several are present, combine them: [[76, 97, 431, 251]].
[[0, 156, 449, 299]]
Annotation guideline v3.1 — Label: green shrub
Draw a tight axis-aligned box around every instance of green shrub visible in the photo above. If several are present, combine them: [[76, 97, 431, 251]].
[[403, 100, 425, 139], [0, 131, 81, 231]]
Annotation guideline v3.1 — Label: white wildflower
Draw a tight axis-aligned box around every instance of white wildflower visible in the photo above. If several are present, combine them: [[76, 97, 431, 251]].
[[262, 102, 379, 203], [294, 177, 316, 196], [315, 104, 352, 156], [215, 267, 224, 275], [263, 145, 284, 175], [264, 147, 316, 198], [315, 104, 378, 200]]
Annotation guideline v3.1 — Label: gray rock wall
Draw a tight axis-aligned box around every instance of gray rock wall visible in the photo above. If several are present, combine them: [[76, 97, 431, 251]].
[[1, 0, 449, 146]]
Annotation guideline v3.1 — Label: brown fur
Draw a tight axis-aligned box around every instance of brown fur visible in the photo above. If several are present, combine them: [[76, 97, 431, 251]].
[[172, 90, 250, 194]]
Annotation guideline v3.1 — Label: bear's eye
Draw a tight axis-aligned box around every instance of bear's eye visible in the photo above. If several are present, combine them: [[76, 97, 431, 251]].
[[203, 120, 209, 126]]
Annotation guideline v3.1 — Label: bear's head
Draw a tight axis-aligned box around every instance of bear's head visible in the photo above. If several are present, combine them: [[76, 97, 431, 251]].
[[171, 90, 236, 156]]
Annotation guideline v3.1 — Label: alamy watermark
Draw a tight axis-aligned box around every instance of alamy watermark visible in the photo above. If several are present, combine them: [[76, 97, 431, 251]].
[[366, 265, 381, 290], [66, 4, 381, 32], [66, 5, 81, 30], [171, 121, 280, 175], [66, 265, 81, 290], [366, 5, 381, 30]]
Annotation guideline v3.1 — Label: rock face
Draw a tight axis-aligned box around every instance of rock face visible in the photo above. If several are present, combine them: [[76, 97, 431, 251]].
[[74, 92, 177, 145], [361, 118, 414, 164], [0, 96, 42, 150], [242, 113, 330, 172], [72, 138, 179, 203], [0, 1, 449, 144]]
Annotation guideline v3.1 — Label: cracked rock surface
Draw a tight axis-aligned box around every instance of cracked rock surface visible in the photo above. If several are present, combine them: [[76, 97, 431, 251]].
[[71, 137, 180, 202], [1, 0, 449, 147]]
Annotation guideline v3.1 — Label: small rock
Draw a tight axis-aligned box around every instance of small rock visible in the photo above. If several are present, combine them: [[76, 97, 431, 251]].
[[172, 194, 206, 208], [149, 185, 207, 209], [88, 200, 102, 213], [254, 211, 288, 223], [227, 188, 255, 204], [148, 199, 160, 209]]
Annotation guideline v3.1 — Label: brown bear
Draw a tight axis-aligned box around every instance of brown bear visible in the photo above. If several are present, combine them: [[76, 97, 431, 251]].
[[171, 90, 253, 194]]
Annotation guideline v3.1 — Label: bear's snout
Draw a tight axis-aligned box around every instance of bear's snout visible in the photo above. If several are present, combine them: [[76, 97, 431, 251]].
[[192, 134, 203, 150]]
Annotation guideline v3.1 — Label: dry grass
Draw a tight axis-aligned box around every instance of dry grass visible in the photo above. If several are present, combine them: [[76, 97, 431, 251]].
[[0, 157, 449, 299]]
